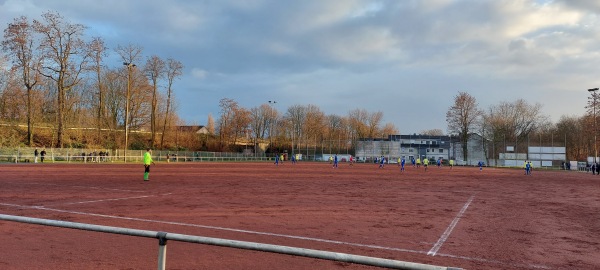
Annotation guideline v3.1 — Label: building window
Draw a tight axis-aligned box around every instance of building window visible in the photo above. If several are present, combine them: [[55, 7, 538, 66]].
[[439, 149, 443, 153], [409, 149, 414, 153]]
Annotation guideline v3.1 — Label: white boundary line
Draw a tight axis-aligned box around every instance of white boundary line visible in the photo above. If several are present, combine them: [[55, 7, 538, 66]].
[[0, 202, 550, 269], [0, 202, 428, 255], [428, 195, 474, 256], [45, 195, 157, 206]]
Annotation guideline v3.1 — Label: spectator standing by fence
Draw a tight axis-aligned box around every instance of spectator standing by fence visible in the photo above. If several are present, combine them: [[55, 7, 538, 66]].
[[40, 149, 46, 163], [34, 149, 39, 163]]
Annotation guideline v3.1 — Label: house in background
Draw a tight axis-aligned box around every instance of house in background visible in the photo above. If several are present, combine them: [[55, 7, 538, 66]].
[[176, 125, 209, 135]]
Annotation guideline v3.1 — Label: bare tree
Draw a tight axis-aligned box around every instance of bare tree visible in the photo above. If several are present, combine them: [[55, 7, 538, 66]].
[[378, 123, 397, 137], [446, 91, 482, 162], [2, 16, 41, 145], [218, 98, 238, 150], [348, 108, 368, 140], [144, 55, 165, 147], [0, 70, 25, 122], [367, 111, 383, 138], [115, 44, 143, 148], [127, 71, 152, 131], [207, 113, 215, 135], [102, 69, 125, 130], [485, 99, 545, 152], [303, 104, 325, 151], [286, 104, 307, 153], [33, 11, 90, 147], [556, 115, 585, 160], [420, 129, 444, 136], [232, 106, 251, 145], [89, 37, 107, 143], [249, 104, 272, 140], [160, 58, 183, 148]]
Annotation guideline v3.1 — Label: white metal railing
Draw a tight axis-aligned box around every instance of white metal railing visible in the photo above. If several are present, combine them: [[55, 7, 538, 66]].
[[0, 214, 463, 270]]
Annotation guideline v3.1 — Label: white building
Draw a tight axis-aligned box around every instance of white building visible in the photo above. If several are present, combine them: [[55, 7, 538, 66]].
[[356, 135, 451, 163]]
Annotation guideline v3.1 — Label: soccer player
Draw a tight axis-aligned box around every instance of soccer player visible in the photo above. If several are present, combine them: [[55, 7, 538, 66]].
[[333, 154, 339, 168], [449, 159, 454, 169], [400, 156, 406, 172], [478, 161, 483, 171], [423, 157, 429, 171], [379, 156, 385, 168], [416, 157, 421, 168], [143, 148, 155, 181], [525, 161, 532, 175], [274, 153, 279, 166]]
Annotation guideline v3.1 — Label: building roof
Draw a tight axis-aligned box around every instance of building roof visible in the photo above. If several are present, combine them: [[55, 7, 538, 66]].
[[176, 125, 209, 134]]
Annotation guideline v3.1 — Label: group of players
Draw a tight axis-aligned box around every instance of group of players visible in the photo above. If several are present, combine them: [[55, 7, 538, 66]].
[[324, 154, 534, 175], [393, 156, 454, 172], [326, 155, 457, 172]]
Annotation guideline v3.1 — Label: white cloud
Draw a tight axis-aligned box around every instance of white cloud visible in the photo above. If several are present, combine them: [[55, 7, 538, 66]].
[[191, 68, 208, 79]]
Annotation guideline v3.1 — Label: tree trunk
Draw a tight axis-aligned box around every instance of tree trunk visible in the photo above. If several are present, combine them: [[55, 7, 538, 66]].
[[27, 87, 33, 145], [462, 134, 468, 163], [151, 85, 157, 147]]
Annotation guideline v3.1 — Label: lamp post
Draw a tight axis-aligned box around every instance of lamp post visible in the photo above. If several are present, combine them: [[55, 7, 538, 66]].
[[589, 87, 599, 164], [123, 62, 136, 161]]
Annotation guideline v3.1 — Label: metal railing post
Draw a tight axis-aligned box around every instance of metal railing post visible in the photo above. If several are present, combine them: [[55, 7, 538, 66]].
[[157, 232, 168, 270]]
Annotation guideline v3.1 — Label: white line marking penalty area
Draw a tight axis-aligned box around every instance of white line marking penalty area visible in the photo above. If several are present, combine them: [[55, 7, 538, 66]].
[[428, 195, 474, 256]]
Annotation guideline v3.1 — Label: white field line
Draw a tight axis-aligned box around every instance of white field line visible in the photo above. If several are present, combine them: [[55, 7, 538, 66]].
[[44, 195, 156, 206], [0, 202, 427, 255], [428, 195, 475, 256], [0, 201, 550, 269]]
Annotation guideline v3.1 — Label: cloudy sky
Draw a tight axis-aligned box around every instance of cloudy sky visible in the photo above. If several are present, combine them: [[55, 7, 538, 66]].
[[1, 0, 598, 134]]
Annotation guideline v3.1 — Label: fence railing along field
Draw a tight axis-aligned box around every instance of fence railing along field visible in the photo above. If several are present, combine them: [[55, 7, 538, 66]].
[[0, 214, 462, 270], [0, 145, 582, 172], [0, 147, 273, 163]]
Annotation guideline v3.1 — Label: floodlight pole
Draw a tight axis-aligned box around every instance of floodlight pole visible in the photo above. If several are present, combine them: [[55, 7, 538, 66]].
[[124, 62, 136, 162], [589, 88, 599, 164]]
